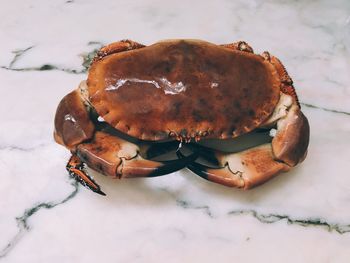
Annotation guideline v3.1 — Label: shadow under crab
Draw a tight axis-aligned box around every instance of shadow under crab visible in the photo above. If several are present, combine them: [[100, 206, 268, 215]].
[[54, 39, 310, 195]]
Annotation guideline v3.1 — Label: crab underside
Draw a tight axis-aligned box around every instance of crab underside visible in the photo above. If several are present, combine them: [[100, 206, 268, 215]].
[[54, 39, 309, 195]]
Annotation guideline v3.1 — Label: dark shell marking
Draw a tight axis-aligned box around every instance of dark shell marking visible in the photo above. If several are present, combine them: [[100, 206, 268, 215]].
[[87, 39, 281, 141]]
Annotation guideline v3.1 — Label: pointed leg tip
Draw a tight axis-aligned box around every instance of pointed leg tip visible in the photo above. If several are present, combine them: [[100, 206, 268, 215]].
[[94, 188, 106, 196], [67, 154, 106, 196]]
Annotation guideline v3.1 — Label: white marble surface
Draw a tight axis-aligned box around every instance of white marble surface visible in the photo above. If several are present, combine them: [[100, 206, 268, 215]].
[[1, 0, 350, 262]]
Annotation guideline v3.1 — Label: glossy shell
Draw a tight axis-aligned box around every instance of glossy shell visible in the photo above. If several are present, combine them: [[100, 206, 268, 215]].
[[87, 39, 281, 141]]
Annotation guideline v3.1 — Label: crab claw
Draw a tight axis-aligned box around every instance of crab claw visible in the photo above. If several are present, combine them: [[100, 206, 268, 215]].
[[66, 154, 106, 196], [54, 82, 95, 149], [271, 104, 309, 166], [180, 144, 290, 189]]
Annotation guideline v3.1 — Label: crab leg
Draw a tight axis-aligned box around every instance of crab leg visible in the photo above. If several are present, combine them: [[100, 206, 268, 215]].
[[221, 41, 254, 53], [184, 97, 309, 189], [92, 39, 145, 63], [73, 131, 198, 194], [67, 154, 106, 195], [120, 152, 198, 178]]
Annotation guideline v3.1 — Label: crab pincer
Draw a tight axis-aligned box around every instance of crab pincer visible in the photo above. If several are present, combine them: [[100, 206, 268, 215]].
[[66, 154, 106, 195]]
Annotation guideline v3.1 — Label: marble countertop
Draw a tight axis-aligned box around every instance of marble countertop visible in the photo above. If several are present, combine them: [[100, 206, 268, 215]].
[[1, 0, 350, 262]]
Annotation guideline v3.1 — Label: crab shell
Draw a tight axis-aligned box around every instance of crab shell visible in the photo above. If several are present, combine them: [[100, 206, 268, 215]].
[[87, 39, 280, 142]]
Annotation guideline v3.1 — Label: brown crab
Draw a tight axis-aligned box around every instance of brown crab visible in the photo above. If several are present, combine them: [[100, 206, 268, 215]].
[[54, 39, 309, 195]]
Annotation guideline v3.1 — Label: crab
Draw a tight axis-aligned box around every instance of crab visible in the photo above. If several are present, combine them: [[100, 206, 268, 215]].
[[54, 39, 310, 195]]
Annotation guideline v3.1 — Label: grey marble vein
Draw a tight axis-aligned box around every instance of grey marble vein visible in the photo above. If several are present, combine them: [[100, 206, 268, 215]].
[[175, 198, 350, 235], [176, 199, 214, 218], [0, 181, 79, 259], [8, 46, 34, 69], [0, 143, 49, 152], [228, 210, 350, 234], [0, 64, 85, 74], [1, 42, 103, 74], [301, 102, 350, 116]]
